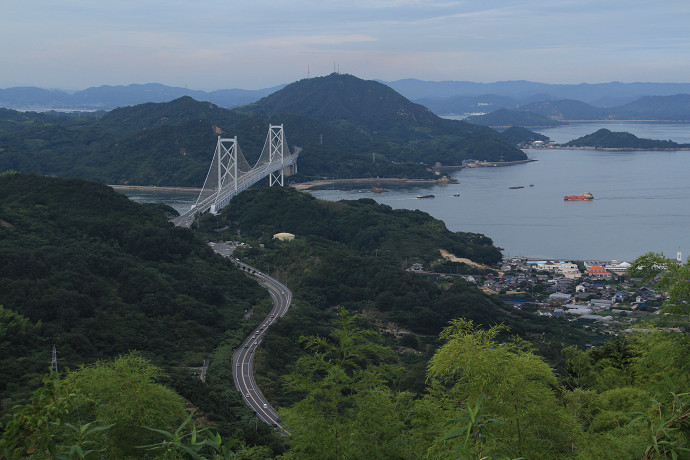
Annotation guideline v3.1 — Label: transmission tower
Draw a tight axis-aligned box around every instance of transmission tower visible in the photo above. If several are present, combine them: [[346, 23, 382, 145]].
[[51, 344, 58, 373]]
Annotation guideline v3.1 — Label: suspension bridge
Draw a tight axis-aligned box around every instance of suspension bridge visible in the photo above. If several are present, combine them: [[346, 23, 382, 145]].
[[172, 124, 298, 227]]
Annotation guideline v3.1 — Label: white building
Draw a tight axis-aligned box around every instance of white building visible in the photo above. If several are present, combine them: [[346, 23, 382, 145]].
[[605, 261, 632, 273]]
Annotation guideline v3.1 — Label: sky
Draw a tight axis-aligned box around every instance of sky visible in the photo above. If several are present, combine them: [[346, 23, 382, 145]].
[[2, 0, 690, 91]]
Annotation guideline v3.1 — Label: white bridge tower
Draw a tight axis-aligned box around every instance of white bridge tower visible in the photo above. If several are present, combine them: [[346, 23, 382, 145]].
[[268, 124, 285, 186]]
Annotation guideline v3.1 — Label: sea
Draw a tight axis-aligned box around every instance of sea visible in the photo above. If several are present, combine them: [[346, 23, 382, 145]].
[[121, 122, 690, 263]]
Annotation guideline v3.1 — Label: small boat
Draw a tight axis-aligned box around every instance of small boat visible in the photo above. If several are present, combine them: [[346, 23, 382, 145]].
[[564, 192, 594, 201], [417, 194, 435, 199], [453, 193, 460, 197], [529, 184, 534, 187], [509, 186, 524, 189]]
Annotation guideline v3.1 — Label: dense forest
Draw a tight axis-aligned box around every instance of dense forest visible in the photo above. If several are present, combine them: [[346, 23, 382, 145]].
[[0, 172, 291, 453], [1, 174, 688, 459]]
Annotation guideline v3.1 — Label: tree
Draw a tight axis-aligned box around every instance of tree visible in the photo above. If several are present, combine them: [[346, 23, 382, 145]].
[[0, 353, 186, 459], [630, 251, 690, 316], [425, 319, 579, 458], [279, 308, 412, 459]]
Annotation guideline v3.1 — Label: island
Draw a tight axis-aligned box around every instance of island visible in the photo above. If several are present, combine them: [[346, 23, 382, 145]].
[[562, 128, 690, 150]]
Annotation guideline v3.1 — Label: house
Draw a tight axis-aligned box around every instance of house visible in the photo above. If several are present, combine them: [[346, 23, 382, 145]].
[[548, 293, 572, 304], [565, 305, 593, 315], [586, 265, 613, 280], [605, 261, 632, 273], [590, 299, 614, 309]]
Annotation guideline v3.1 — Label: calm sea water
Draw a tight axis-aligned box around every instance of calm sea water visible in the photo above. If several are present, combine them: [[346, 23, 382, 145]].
[[121, 190, 200, 215], [121, 123, 690, 262], [535, 121, 690, 144]]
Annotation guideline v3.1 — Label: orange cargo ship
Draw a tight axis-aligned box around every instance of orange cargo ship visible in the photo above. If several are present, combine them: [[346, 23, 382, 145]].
[[564, 192, 593, 201]]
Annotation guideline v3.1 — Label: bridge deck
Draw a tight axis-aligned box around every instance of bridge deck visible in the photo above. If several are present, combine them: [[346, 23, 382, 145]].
[[171, 154, 297, 227]]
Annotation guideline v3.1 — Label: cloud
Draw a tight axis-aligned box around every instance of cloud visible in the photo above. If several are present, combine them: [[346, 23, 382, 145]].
[[249, 34, 377, 49]]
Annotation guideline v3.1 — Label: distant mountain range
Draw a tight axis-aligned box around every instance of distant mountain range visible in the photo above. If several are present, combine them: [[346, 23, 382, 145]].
[[0, 83, 284, 111], [383, 79, 690, 107], [465, 95, 690, 127], [4, 79, 690, 119]]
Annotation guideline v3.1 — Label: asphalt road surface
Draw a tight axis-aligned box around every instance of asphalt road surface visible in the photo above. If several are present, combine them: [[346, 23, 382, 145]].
[[209, 242, 292, 431]]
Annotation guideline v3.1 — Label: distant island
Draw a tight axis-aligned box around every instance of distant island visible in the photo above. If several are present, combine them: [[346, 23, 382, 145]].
[[562, 128, 690, 150], [455, 95, 690, 126], [465, 108, 564, 128]]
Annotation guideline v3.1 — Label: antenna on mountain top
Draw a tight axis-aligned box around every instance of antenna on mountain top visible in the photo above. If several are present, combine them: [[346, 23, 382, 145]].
[[51, 344, 58, 373]]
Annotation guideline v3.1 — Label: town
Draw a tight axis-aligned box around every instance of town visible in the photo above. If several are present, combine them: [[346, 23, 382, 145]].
[[411, 254, 679, 336]]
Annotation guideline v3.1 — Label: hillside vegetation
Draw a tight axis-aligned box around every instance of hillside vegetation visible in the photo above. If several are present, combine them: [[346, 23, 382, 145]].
[[2, 174, 687, 458], [0, 173, 271, 424], [196, 186, 599, 406]]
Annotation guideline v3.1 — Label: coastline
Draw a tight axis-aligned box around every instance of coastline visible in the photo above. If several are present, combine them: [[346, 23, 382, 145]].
[[552, 146, 690, 151], [110, 159, 535, 193], [433, 158, 537, 171], [291, 177, 456, 190], [109, 184, 203, 193]]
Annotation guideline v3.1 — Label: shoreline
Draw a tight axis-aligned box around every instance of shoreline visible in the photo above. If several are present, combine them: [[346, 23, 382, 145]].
[[109, 185, 203, 193], [552, 146, 690, 151], [434, 159, 537, 171], [291, 177, 455, 190]]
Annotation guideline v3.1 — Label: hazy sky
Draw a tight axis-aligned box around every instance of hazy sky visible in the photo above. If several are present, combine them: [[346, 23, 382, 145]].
[[2, 0, 690, 90]]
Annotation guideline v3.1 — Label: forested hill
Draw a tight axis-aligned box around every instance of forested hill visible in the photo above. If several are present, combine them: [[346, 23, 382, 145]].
[[245, 73, 528, 164], [248, 73, 439, 126], [563, 128, 690, 149], [222, 185, 502, 266], [0, 172, 266, 407]]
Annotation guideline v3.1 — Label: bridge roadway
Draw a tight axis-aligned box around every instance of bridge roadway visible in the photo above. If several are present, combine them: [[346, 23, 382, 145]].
[[172, 154, 298, 228], [208, 242, 292, 431]]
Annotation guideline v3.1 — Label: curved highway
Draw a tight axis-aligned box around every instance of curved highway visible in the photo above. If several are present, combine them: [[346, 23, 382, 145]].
[[209, 242, 291, 431]]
